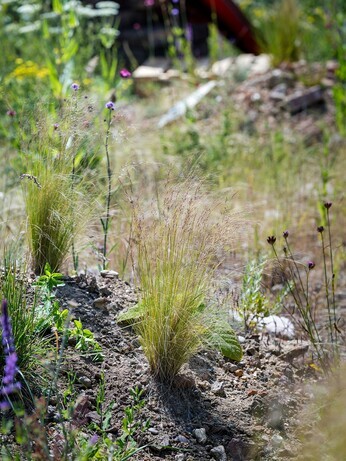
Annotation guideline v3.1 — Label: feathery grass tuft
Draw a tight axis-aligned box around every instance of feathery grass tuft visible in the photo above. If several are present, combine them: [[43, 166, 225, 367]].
[[129, 179, 243, 382], [20, 100, 97, 274]]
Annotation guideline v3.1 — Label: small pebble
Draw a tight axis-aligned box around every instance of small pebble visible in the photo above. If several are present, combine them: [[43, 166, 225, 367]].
[[148, 428, 159, 435], [100, 270, 119, 279], [93, 297, 108, 308], [210, 445, 227, 461], [211, 381, 226, 397], [194, 428, 207, 444]]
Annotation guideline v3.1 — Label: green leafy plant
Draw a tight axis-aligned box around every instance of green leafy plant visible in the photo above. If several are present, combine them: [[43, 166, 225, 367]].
[[33, 262, 68, 333], [238, 256, 289, 332], [125, 179, 242, 382], [69, 319, 103, 362]]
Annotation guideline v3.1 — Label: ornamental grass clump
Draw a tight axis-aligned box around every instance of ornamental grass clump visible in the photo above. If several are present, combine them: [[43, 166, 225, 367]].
[[20, 94, 97, 274], [127, 180, 243, 382]]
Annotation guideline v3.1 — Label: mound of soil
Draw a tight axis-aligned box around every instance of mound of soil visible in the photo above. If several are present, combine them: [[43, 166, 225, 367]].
[[49, 272, 318, 461]]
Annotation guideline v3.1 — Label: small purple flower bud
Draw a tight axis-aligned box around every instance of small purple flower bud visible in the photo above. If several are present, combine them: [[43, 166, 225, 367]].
[[53, 123, 59, 130], [105, 101, 115, 110], [119, 68, 132, 79], [324, 202, 332, 209], [308, 261, 315, 270], [0, 401, 10, 411], [283, 230, 289, 239], [6, 110, 16, 117], [89, 434, 99, 446], [71, 83, 80, 91], [317, 226, 324, 233], [171, 7, 179, 15], [267, 236, 276, 245]]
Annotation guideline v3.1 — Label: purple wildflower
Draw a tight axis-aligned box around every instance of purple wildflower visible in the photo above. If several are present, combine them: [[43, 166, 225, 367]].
[[1, 300, 15, 354], [171, 8, 179, 16], [144, 0, 154, 6], [53, 123, 59, 130], [71, 83, 80, 91], [308, 261, 315, 270], [119, 68, 132, 79], [89, 434, 99, 446], [6, 110, 16, 117], [317, 226, 324, 233], [105, 101, 115, 110], [0, 300, 21, 410], [324, 202, 332, 209], [283, 230, 289, 239]]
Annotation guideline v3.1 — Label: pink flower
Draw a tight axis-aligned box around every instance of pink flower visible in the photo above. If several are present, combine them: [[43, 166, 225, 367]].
[[6, 110, 16, 117], [144, 0, 154, 6], [119, 68, 132, 79]]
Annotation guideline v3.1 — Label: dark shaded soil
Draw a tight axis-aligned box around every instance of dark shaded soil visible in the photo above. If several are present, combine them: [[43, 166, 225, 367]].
[[48, 272, 321, 461]]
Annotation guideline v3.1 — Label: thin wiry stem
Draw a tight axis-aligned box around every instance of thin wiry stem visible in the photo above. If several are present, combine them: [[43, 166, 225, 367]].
[[271, 243, 326, 370], [102, 110, 113, 269], [320, 230, 334, 344], [326, 208, 337, 338]]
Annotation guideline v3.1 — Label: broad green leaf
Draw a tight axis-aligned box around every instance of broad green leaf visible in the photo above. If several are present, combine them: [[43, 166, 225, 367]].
[[117, 304, 144, 326], [205, 321, 243, 361]]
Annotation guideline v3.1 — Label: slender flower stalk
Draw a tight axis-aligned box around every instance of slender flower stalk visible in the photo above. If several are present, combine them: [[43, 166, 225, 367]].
[[267, 237, 326, 370], [101, 102, 115, 269], [318, 226, 334, 344], [325, 203, 337, 342]]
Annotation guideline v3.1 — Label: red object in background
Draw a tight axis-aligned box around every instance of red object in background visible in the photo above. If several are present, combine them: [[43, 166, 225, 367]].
[[189, 0, 259, 55]]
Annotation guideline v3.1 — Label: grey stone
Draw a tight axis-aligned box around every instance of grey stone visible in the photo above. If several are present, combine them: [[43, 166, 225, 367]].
[[100, 270, 119, 279], [211, 381, 226, 397], [93, 297, 108, 308], [78, 376, 92, 388], [86, 411, 101, 424], [194, 428, 207, 444], [175, 435, 190, 444], [175, 455, 186, 461], [223, 363, 238, 373], [271, 434, 284, 448], [148, 427, 159, 435], [210, 445, 227, 461]]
